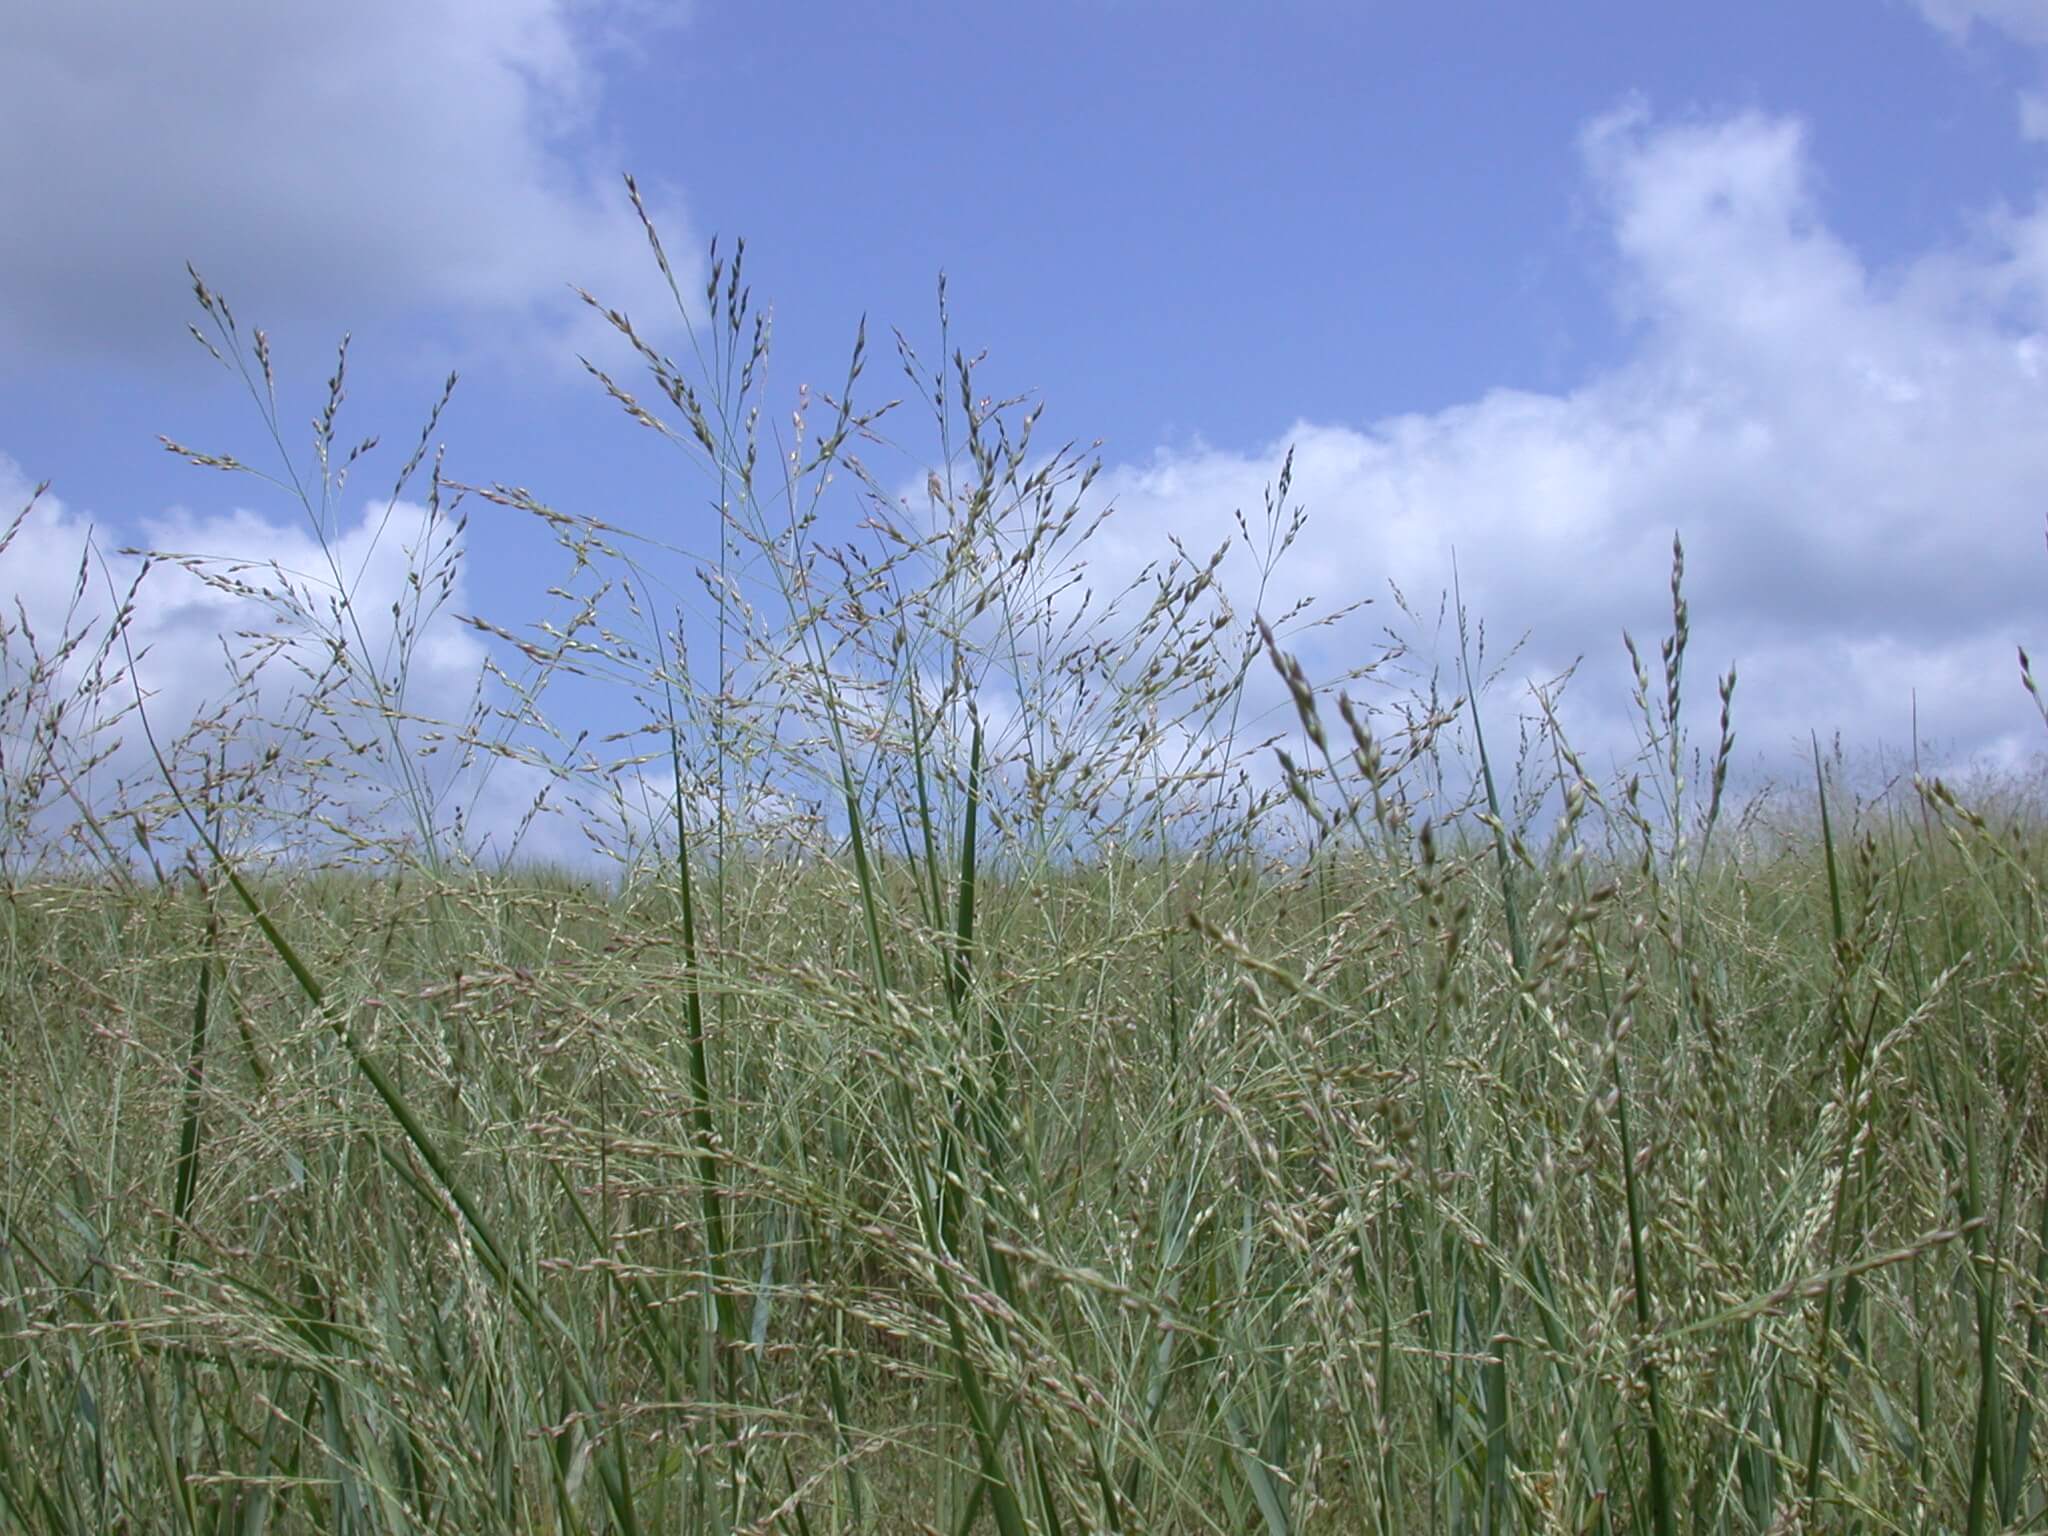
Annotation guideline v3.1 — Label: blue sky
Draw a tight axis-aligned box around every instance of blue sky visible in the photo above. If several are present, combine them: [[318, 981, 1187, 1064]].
[[6, 0, 2048, 861]]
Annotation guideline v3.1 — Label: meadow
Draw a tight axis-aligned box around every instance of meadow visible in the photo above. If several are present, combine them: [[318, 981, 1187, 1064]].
[[3, 219, 2046, 1534]]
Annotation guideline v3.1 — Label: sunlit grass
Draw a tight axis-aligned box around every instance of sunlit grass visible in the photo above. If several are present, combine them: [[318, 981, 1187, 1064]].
[[3, 211, 2046, 1534]]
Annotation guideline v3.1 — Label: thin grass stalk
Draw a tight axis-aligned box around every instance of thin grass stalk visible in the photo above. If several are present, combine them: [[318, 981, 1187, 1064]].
[[1523, 1240, 1613, 1536], [905, 679, 951, 949], [921, 702, 1045, 1535], [108, 1280, 199, 1536], [642, 232, 1026, 1525], [951, 716, 1004, 1181], [130, 709, 647, 1536], [820, 1352, 867, 1528], [164, 868, 219, 1277], [830, 644, 1025, 1535], [926, 1208, 1033, 1536], [1964, 1103, 2000, 1536], [546, 1160, 683, 1399], [1482, 1170, 1508, 1536], [1453, 561, 1527, 983], [904, 680, 975, 1261], [659, 616, 739, 1348], [2003, 1184, 2048, 1521], [1800, 737, 1874, 1518], [154, 856, 221, 1536], [1612, 1022, 1677, 1536]]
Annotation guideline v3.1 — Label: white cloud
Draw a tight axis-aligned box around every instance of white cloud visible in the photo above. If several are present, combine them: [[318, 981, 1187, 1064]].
[[2023, 89, 2048, 139], [17, 79, 2048, 861], [0, 452, 502, 865], [0, 0, 695, 366], [1080, 104, 2048, 792], [1915, 0, 2048, 47], [1917, 0, 2048, 168]]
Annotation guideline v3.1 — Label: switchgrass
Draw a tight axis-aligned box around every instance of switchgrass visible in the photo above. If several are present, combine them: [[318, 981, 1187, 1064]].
[[3, 209, 2047, 1533]]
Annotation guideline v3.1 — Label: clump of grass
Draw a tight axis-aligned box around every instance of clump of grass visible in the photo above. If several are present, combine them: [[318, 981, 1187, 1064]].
[[5, 201, 2048, 1535]]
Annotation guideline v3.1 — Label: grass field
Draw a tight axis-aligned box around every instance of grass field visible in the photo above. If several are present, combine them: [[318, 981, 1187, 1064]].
[[4, 229, 2047, 1534]]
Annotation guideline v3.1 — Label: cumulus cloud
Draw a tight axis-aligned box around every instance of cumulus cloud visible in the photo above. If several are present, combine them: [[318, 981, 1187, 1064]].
[[2025, 90, 2048, 140], [0, 452, 520, 865], [1918, 0, 2048, 167], [0, 0, 694, 366], [1081, 102, 2048, 791], [1915, 0, 2048, 47]]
